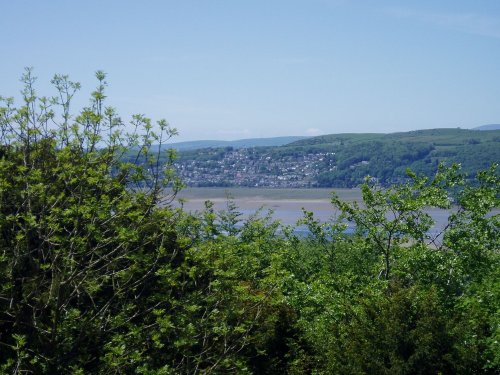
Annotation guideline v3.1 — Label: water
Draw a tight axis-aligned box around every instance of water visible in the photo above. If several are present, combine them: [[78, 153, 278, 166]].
[[173, 188, 491, 240]]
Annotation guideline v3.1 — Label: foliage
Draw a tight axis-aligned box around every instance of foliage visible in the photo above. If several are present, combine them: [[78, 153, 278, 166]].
[[281, 164, 499, 374], [0, 69, 283, 373], [0, 69, 498, 374]]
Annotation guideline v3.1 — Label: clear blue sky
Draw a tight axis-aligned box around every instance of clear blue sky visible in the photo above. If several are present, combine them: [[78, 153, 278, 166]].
[[2, 0, 500, 141]]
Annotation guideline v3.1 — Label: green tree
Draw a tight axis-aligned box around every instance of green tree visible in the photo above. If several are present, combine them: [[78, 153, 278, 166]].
[[0, 69, 288, 373], [281, 165, 499, 374], [0, 68, 180, 372]]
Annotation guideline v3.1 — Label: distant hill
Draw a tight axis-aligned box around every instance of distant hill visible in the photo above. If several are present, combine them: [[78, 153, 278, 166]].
[[288, 128, 497, 147], [473, 124, 500, 131], [165, 136, 310, 151], [173, 128, 500, 188]]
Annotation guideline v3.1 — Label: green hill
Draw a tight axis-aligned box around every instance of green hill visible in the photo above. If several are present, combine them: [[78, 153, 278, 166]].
[[172, 128, 500, 188], [289, 128, 498, 146], [283, 128, 500, 186]]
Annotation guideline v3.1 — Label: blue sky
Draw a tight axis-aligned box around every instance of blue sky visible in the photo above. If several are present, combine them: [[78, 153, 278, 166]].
[[2, 0, 500, 141]]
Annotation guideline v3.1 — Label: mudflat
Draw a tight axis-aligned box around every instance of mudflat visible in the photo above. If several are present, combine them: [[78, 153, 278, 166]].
[[173, 188, 498, 233], [175, 187, 359, 225]]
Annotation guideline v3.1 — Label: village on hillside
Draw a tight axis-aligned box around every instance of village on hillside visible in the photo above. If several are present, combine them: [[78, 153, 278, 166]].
[[175, 147, 345, 188]]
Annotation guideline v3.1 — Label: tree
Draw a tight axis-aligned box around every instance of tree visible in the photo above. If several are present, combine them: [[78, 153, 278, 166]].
[[281, 164, 499, 374], [0, 68, 183, 372], [0, 69, 287, 374], [331, 167, 453, 280]]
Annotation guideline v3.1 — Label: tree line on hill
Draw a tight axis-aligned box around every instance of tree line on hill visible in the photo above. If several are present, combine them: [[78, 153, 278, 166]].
[[0, 70, 498, 374]]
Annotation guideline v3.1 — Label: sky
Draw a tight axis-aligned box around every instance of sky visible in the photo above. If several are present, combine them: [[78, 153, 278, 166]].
[[1, 0, 500, 141]]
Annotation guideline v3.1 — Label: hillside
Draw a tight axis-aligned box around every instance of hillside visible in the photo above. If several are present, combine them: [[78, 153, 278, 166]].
[[288, 128, 497, 146], [173, 128, 500, 188]]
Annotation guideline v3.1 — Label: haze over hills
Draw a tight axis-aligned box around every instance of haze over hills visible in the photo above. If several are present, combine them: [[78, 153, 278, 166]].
[[166, 136, 310, 151], [167, 126, 499, 149], [473, 124, 500, 131], [171, 128, 500, 188]]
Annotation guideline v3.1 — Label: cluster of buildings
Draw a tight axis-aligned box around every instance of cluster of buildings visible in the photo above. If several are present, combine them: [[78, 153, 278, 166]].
[[174, 148, 337, 187]]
